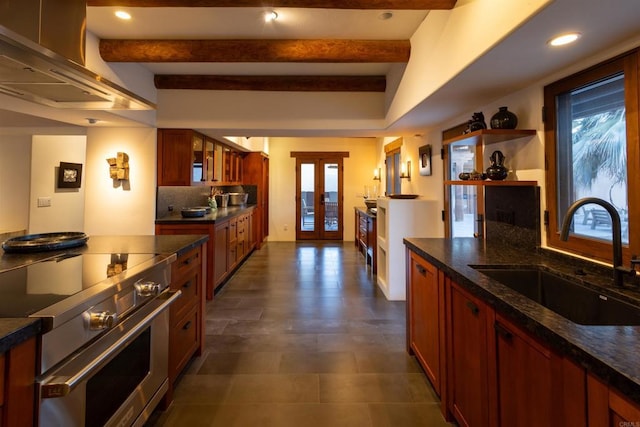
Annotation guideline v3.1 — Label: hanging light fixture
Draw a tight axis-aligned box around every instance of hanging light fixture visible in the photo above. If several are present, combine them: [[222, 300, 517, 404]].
[[264, 10, 278, 22]]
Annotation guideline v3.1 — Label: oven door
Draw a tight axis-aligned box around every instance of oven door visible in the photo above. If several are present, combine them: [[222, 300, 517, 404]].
[[38, 290, 181, 427]]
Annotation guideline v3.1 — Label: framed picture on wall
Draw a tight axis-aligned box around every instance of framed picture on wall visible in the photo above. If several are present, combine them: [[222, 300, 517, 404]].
[[58, 162, 83, 188], [419, 144, 432, 176]]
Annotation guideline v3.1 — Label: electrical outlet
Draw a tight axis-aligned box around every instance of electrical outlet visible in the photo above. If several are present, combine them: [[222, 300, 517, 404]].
[[284, 224, 288, 231], [37, 197, 51, 207], [168, 205, 174, 212]]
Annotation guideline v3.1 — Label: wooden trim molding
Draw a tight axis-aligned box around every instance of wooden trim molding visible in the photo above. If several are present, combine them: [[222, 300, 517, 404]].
[[384, 137, 403, 153], [100, 39, 410, 63], [290, 151, 350, 159], [88, 0, 457, 10], [154, 75, 386, 92]]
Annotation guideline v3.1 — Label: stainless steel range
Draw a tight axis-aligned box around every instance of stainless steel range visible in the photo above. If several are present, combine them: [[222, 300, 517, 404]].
[[0, 251, 179, 427]]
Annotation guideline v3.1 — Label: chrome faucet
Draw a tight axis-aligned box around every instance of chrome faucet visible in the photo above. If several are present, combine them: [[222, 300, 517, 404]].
[[560, 197, 633, 287]]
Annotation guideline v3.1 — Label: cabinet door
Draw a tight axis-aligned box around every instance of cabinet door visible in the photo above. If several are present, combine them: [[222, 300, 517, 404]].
[[495, 314, 555, 427], [588, 374, 640, 427], [408, 252, 442, 394], [214, 222, 229, 286], [192, 132, 205, 183], [448, 280, 494, 427], [204, 137, 215, 183], [157, 129, 193, 186]]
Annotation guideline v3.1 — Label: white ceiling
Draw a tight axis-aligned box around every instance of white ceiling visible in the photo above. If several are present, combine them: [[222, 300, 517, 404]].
[[1, 0, 639, 135]]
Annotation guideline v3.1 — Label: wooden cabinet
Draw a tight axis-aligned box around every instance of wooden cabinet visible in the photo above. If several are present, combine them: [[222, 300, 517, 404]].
[[213, 221, 229, 287], [494, 313, 586, 427], [588, 374, 640, 427], [157, 129, 243, 186], [446, 279, 495, 427], [0, 337, 36, 426], [407, 251, 444, 396], [354, 208, 377, 273], [165, 244, 205, 405], [211, 210, 255, 290], [407, 251, 593, 427], [243, 152, 269, 248], [155, 223, 215, 299], [442, 128, 536, 238]]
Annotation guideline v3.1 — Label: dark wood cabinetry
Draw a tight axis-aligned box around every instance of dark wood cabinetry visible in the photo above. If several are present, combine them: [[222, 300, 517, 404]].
[[0, 337, 36, 426], [354, 208, 376, 272], [407, 250, 600, 426], [157, 129, 244, 186], [407, 251, 443, 396], [243, 152, 269, 248], [447, 279, 494, 427], [165, 244, 206, 405]]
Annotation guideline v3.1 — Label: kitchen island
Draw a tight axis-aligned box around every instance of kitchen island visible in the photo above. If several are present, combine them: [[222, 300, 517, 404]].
[[404, 237, 640, 425], [0, 234, 208, 425]]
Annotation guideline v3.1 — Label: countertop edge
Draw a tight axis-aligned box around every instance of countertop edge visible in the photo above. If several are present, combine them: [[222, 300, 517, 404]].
[[155, 204, 256, 224]]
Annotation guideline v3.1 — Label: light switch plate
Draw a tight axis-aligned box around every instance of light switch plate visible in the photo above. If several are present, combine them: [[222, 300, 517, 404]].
[[37, 197, 51, 207]]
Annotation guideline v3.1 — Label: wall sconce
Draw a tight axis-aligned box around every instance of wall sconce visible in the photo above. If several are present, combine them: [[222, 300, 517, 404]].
[[373, 167, 381, 181], [400, 161, 411, 180], [106, 152, 130, 181]]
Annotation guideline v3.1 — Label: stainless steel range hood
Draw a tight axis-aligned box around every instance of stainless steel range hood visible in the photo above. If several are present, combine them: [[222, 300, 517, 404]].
[[0, 26, 155, 110]]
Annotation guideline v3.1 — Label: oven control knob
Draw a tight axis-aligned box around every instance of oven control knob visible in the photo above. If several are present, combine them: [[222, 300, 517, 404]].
[[88, 311, 116, 330], [135, 280, 162, 297]]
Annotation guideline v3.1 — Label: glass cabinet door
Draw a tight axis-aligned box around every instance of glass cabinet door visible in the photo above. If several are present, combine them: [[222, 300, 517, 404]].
[[192, 133, 204, 183], [204, 137, 215, 183], [214, 142, 223, 182]]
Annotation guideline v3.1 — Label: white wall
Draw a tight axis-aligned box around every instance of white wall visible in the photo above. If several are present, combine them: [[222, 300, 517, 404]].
[[0, 133, 31, 233], [268, 137, 378, 241], [84, 128, 157, 235], [29, 135, 87, 233]]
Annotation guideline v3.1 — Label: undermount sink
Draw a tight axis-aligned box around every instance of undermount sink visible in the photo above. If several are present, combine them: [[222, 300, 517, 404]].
[[472, 266, 640, 326]]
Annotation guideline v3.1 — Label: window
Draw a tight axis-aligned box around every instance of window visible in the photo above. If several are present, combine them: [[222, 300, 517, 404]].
[[544, 49, 639, 263], [384, 137, 403, 196]]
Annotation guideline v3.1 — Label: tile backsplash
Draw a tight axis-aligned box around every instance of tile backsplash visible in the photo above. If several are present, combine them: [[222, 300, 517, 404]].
[[156, 185, 256, 218]]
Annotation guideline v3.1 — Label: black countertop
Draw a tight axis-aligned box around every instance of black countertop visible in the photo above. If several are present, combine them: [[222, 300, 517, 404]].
[[155, 204, 255, 224], [404, 237, 640, 405], [0, 234, 208, 354]]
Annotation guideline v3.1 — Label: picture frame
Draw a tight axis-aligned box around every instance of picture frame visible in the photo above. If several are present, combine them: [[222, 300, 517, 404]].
[[419, 144, 432, 176], [57, 162, 83, 189]]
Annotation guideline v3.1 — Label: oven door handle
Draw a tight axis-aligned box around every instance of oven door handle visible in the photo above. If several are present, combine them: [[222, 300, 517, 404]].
[[40, 290, 182, 398]]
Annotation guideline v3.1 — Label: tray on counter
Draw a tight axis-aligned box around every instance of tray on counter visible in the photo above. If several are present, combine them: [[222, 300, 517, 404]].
[[2, 232, 89, 253]]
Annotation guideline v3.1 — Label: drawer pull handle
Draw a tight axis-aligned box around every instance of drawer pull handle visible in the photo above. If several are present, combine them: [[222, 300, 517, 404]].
[[466, 300, 479, 316], [415, 264, 427, 276], [183, 320, 192, 330], [183, 254, 198, 266], [494, 322, 513, 342], [182, 280, 192, 289]]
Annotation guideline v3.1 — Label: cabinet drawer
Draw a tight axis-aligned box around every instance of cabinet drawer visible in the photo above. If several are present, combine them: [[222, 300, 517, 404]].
[[169, 305, 200, 378], [170, 269, 201, 322], [172, 247, 202, 279]]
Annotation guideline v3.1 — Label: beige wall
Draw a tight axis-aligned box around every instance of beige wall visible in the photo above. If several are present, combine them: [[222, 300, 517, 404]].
[[0, 133, 31, 234], [268, 137, 378, 241], [84, 128, 157, 235]]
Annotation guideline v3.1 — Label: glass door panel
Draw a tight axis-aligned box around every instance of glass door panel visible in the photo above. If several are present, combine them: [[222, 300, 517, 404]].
[[324, 163, 338, 232], [450, 185, 478, 238], [300, 163, 315, 232]]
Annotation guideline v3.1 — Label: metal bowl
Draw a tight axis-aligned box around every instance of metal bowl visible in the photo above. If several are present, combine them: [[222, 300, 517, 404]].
[[364, 199, 377, 209], [181, 208, 207, 218]]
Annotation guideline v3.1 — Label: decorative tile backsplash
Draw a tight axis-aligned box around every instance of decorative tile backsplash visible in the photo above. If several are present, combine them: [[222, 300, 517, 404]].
[[156, 185, 256, 218], [484, 185, 540, 249]]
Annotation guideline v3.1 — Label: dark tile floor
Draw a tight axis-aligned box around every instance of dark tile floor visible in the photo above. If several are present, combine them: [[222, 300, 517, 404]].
[[149, 241, 452, 427]]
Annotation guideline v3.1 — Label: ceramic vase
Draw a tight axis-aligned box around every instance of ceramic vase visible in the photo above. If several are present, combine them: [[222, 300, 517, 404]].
[[486, 150, 508, 180], [490, 106, 518, 129]]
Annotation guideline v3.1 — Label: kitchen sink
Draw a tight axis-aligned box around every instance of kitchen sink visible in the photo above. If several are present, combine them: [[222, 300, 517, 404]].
[[472, 266, 640, 326]]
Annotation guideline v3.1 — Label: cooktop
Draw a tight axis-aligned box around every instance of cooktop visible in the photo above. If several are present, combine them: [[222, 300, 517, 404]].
[[0, 253, 158, 318]]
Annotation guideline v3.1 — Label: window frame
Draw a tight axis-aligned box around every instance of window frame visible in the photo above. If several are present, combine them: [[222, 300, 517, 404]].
[[544, 48, 640, 264]]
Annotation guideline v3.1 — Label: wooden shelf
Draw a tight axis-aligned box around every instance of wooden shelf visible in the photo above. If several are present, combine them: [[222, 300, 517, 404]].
[[444, 180, 537, 186], [443, 129, 536, 146]]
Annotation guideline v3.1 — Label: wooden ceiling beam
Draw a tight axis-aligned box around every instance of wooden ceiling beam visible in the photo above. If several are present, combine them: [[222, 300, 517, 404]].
[[154, 75, 386, 92], [87, 0, 456, 10], [100, 39, 410, 63]]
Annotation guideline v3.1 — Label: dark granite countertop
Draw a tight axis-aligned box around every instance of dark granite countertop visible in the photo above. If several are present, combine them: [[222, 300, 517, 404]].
[[404, 237, 640, 405], [0, 234, 208, 353], [155, 204, 255, 224], [355, 206, 377, 218]]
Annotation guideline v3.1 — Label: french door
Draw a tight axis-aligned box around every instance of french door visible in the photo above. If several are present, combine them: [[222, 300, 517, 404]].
[[293, 153, 346, 240]]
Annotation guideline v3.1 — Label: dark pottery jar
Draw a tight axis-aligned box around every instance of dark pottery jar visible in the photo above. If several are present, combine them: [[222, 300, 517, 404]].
[[486, 150, 508, 180], [490, 106, 518, 129], [458, 172, 471, 181]]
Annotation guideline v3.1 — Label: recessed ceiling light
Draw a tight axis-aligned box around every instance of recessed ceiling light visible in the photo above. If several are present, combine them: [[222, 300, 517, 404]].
[[115, 10, 131, 20], [379, 11, 394, 20], [264, 10, 278, 22], [548, 32, 581, 47]]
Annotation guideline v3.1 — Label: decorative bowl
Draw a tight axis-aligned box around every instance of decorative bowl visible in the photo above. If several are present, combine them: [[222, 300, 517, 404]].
[[364, 199, 377, 209]]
